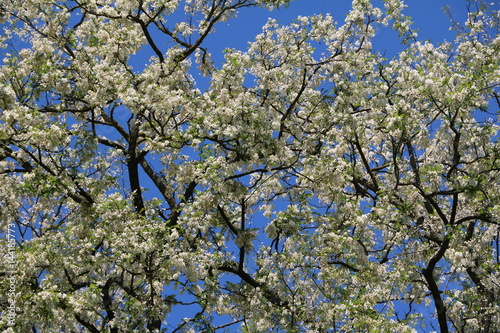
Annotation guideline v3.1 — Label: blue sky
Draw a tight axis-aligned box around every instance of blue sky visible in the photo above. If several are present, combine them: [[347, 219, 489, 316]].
[[203, 0, 473, 65], [163, 0, 485, 94]]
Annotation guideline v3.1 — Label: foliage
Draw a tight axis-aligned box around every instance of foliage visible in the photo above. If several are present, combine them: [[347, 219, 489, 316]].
[[0, 0, 499, 332]]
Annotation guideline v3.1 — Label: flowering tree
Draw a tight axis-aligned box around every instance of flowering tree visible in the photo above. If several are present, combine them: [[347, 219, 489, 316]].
[[0, 0, 499, 332]]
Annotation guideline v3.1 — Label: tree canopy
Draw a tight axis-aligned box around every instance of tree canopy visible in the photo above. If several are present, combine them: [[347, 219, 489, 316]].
[[0, 0, 499, 332]]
